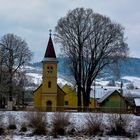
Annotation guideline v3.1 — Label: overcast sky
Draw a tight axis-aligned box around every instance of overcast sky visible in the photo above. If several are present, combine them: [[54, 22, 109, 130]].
[[0, 0, 140, 62]]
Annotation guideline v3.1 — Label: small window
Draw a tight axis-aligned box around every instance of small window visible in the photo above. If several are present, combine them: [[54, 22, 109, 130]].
[[48, 81, 51, 88], [50, 66, 53, 72], [65, 101, 68, 106]]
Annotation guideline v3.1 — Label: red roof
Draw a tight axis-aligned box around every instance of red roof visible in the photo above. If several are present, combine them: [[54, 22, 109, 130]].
[[44, 35, 56, 58]]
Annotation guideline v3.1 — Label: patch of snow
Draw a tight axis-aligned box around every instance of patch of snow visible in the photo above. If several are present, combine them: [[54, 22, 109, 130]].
[[122, 76, 140, 88], [96, 80, 109, 86], [26, 73, 42, 85]]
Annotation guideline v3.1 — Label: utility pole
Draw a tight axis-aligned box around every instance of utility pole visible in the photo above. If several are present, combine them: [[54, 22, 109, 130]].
[[94, 80, 96, 111], [119, 80, 123, 118]]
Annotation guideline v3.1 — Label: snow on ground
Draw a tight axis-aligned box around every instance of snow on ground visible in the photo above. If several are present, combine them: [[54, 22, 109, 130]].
[[2, 135, 136, 140], [122, 76, 140, 88], [96, 79, 109, 86], [0, 111, 140, 140]]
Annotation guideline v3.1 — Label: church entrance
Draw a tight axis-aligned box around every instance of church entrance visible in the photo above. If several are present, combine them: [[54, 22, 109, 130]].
[[46, 100, 52, 112]]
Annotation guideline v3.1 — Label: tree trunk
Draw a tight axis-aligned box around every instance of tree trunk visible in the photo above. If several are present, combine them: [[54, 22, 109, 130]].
[[9, 76, 13, 101], [83, 92, 90, 111], [77, 44, 82, 111], [83, 81, 92, 111], [77, 61, 82, 111], [77, 84, 82, 111], [9, 67, 13, 101]]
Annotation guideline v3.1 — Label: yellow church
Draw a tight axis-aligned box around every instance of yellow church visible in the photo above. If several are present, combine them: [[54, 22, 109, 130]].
[[34, 33, 95, 111]]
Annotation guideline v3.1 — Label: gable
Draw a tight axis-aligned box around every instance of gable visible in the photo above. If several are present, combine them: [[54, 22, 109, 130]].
[[98, 90, 120, 103], [62, 84, 77, 96]]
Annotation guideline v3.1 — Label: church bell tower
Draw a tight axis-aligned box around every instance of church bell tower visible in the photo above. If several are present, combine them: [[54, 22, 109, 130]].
[[42, 31, 58, 111]]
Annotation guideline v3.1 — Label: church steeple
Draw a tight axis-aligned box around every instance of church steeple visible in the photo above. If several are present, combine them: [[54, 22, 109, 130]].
[[44, 30, 56, 61], [42, 30, 58, 99]]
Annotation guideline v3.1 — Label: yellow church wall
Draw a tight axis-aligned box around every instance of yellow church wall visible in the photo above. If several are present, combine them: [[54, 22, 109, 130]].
[[42, 62, 57, 94], [65, 91, 78, 108], [41, 95, 57, 111], [57, 86, 65, 107], [62, 84, 95, 109], [42, 79, 57, 93], [34, 83, 95, 111], [89, 97, 95, 108], [62, 84, 77, 108], [43, 62, 57, 78], [34, 84, 42, 110]]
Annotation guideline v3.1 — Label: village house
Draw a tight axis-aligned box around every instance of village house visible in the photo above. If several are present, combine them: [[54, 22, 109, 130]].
[[98, 90, 134, 113]]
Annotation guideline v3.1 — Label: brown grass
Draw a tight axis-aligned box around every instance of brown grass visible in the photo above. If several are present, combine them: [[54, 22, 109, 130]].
[[26, 111, 47, 135], [107, 114, 132, 137], [84, 113, 104, 136], [51, 112, 71, 136]]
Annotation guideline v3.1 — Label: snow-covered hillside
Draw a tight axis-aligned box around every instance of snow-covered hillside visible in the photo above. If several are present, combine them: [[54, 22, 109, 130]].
[[25, 65, 140, 98]]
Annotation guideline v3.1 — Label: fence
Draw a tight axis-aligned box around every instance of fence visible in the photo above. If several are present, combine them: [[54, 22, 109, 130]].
[[11, 105, 135, 114]]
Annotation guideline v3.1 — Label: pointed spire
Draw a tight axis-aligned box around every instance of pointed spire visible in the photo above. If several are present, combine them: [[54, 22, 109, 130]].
[[44, 30, 56, 59]]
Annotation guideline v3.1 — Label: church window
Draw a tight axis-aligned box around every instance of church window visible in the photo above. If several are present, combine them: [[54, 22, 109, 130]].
[[47, 66, 53, 73], [48, 81, 51, 88], [65, 101, 68, 106]]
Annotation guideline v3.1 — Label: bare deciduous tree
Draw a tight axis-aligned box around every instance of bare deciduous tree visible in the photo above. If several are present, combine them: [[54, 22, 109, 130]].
[[55, 8, 129, 110], [0, 33, 32, 103]]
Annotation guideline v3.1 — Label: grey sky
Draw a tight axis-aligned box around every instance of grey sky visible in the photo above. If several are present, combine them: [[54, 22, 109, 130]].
[[0, 0, 140, 62]]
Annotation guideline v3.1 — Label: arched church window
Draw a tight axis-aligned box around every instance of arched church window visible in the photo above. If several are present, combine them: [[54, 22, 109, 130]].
[[48, 81, 51, 88]]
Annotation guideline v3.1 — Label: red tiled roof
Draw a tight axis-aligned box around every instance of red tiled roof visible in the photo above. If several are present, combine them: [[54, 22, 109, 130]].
[[44, 35, 56, 58]]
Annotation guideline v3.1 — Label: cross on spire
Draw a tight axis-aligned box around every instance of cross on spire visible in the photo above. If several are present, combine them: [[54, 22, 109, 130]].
[[49, 29, 52, 36], [43, 29, 56, 59]]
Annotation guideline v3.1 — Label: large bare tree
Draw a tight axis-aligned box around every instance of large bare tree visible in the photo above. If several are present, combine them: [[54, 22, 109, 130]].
[[55, 8, 129, 110], [0, 33, 32, 103]]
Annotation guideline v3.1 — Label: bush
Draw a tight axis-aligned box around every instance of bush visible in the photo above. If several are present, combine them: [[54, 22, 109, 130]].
[[7, 114, 17, 130], [107, 114, 131, 136], [26, 111, 47, 135], [84, 113, 104, 136], [51, 112, 71, 136], [0, 113, 4, 135], [0, 127, 4, 135], [127, 83, 135, 90], [133, 118, 140, 137], [20, 123, 27, 132]]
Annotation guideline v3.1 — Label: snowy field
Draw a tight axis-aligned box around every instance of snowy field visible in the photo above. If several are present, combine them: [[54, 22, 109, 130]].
[[2, 135, 138, 140], [0, 111, 140, 140]]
